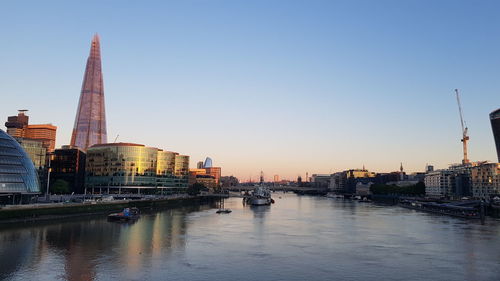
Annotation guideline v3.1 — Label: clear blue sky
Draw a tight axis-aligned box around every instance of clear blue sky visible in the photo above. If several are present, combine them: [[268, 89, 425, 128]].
[[1, 0, 499, 180]]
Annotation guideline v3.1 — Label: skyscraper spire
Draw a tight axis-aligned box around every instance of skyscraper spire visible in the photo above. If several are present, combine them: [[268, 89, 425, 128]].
[[70, 34, 107, 151]]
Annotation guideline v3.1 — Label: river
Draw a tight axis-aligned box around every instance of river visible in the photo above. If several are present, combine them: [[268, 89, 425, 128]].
[[1, 193, 499, 281]]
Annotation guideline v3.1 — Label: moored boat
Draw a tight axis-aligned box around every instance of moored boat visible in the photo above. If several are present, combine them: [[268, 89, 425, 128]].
[[246, 185, 272, 206], [108, 207, 140, 221]]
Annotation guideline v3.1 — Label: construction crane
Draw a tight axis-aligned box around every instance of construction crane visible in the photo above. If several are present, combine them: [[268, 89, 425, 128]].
[[114, 134, 119, 143], [455, 89, 469, 164]]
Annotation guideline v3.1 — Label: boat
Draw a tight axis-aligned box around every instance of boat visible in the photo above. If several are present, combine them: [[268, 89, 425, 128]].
[[108, 207, 140, 221], [358, 197, 372, 202], [399, 199, 484, 220], [246, 185, 272, 206], [216, 209, 232, 214]]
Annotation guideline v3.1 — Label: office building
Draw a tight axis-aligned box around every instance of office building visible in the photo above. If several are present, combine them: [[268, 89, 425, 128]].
[[311, 174, 331, 188], [5, 110, 57, 151], [188, 168, 217, 190], [424, 170, 455, 197], [85, 143, 158, 193], [24, 124, 57, 152], [491, 108, 500, 162], [156, 150, 178, 189], [85, 142, 191, 193], [4, 110, 29, 137], [0, 129, 40, 202], [50, 146, 87, 194], [14, 138, 46, 170], [471, 162, 500, 199], [204, 157, 213, 168], [329, 169, 375, 194], [205, 167, 221, 185], [70, 34, 107, 151], [174, 155, 190, 188]]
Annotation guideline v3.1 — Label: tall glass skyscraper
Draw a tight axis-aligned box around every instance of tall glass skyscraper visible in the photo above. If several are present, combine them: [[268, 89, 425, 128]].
[[204, 157, 213, 168], [70, 34, 107, 151], [490, 108, 500, 162]]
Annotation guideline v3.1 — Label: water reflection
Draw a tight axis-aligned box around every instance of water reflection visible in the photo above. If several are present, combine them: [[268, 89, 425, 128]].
[[0, 204, 211, 281], [1, 194, 500, 281]]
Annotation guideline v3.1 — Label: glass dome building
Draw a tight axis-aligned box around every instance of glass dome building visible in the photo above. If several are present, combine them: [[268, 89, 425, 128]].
[[0, 129, 40, 194]]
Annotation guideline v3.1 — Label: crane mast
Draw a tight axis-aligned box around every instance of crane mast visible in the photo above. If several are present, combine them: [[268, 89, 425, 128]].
[[455, 89, 469, 164]]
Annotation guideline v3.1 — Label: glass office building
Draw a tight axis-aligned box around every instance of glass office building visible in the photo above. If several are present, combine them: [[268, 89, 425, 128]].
[[85, 143, 157, 192], [71, 34, 107, 151], [174, 155, 190, 188], [491, 108, 500, 162], [85, 143, 189, 193], [0, 129, 40, 195], [157, 150, 178, 189]]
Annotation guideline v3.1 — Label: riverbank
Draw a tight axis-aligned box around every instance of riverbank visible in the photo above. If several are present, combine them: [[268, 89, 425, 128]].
[[0, 196, 217, 224]]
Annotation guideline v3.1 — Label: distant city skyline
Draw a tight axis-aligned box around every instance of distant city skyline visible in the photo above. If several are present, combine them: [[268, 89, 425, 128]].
[[1, 0, 499, 180]]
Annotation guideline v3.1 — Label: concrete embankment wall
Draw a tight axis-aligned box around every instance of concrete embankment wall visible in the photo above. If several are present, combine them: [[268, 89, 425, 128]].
[[371, 194, 400, 204], [0, 196, 215, 224]]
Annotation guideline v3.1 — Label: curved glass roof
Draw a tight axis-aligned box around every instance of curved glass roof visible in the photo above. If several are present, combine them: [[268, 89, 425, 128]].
[[0, 130, 40, 193]]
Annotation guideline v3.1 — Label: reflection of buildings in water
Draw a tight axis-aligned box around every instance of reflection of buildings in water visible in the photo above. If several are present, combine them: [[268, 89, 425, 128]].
[[43, 220, 116, 281], [0, 203, 212, 280], [0, 230, 41, 279], [0, 221, 106, 281], [121, 208, 190, 274]]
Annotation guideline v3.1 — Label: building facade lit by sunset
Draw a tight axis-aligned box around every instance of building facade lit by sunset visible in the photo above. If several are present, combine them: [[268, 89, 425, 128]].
[[205, 167, 221, 185], [70, 34, 107, 151], [188, 168, 217, 190], [157, 150, 189, 189], [85, 143, 189, 193], [174, 155, 190, 188], [5, 110, 57, 151]]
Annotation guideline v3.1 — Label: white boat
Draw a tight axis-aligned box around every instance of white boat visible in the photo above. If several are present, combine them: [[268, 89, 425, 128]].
[[326, 193, 343, 199]]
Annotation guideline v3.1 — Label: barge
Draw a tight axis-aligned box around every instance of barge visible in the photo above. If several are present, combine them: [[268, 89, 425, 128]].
[[399, 199, 484, 220]]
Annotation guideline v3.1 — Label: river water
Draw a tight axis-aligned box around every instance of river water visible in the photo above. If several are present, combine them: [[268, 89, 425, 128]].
[[1, 193, 499, 281]]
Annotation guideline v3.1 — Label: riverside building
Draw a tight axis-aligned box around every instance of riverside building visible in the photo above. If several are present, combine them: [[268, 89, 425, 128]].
[[5, 110, 57, 152], [329, 169, 375, 194], [0, 129, 40, 204], [471, 162, 500, 200], [424, 163, 479, 198], [491, 108, 500, 162], [424, 170, 455, 197], [50, 146, 87, 194], [70, 34, 107, 151], [85, 143, 189, 194]]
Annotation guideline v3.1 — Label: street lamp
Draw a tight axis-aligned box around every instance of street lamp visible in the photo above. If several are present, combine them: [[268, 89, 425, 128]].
[[45, 152, 53, 199]]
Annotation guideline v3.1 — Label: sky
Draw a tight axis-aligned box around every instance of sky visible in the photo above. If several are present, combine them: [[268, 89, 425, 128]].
[[1, 0, 499, 181]]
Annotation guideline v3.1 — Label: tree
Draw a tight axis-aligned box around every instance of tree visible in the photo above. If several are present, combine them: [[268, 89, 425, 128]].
[[50, 179, 70, 194], [187, 183, 206, 196], [370, 182, 425, 196]]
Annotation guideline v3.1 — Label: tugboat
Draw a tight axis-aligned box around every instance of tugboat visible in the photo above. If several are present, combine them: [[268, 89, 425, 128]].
[[245, 185, 272, 206], [108, 207, 140, 221]]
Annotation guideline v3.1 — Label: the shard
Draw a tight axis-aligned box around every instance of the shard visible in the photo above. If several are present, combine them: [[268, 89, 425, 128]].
[[70, 34, 107, 151]]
